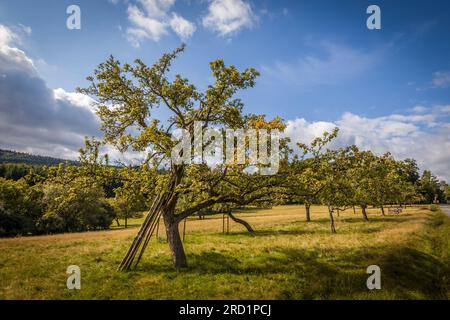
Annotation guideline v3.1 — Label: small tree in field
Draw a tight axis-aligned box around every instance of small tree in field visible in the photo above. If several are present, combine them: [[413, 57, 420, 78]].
[[362, 153, 400, 215], [283, 129, 338, 222], [346, 147, 380, 221], [110, 165, 155, 228], [112, 187, 145, 228], [318, 147, 355, 233], [292, 128, 338, 222]]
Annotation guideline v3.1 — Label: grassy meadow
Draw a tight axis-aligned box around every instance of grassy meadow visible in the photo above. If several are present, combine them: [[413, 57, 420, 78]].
[[0, 205, 449, 300]]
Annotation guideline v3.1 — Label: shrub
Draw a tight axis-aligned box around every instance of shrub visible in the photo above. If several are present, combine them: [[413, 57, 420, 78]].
[[0, 177, 43, 236], [40, 177, 115, 233]]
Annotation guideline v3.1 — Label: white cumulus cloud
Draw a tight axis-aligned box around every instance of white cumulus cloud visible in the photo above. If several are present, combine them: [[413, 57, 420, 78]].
[[169, 13, 196, 41], [202, 0, 256, 36], [0, 25, 16, 46], [126, 0, 195, 46], [127, 4, 169, 43]]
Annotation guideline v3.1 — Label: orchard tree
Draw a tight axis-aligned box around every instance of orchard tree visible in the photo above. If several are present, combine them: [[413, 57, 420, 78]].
[[79, 45, 286, 270], [365, 153, 402, 215], [111, 170, 147, 228], [315, 148, 350, 233], [111, 165, 157, 228], [345, 147, 381, 221], [283, 129, 338, 222]]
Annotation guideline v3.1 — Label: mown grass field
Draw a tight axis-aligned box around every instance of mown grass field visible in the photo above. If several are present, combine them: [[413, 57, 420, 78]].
[[0, 205, 449, 300]]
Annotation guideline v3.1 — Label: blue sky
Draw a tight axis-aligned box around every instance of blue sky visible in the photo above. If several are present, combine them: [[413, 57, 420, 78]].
[[0, 0, 449, 179]]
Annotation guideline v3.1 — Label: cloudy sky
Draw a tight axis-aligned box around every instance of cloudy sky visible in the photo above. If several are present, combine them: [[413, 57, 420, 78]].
[[0, 0, 449, 180]]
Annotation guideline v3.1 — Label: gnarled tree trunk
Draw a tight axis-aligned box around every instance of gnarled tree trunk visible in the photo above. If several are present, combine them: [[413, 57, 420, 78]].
[[328, 206, 336, 233], [361, 205, 369, 221], [305, 203, 311, 222], [164, 213, 187, 269], [227, 211, 254, 233]]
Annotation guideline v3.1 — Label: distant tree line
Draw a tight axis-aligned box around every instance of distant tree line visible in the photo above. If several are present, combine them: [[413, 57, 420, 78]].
[[0, 149, 79, 166], [0, 163, 49, 181]]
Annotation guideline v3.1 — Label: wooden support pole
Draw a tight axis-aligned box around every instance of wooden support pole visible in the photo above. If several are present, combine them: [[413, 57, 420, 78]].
[[183, 218, 187, 242], [222, 214, 225, 234], [227, 215, 230, 234], [156, 217, 160, 239]]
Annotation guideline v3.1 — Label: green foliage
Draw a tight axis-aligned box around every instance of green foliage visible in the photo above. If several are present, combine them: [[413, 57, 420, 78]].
[[418, 170, 445, 204], [39, 176, 115, 233], [109, 167, 152, 227], [0, 163, 48, 182], [0, 177, 44, 236], [282, 128, 339, 206], [0, 164, 117, 236], [399, 158, 420, 185], [445, 185, 450, 203]]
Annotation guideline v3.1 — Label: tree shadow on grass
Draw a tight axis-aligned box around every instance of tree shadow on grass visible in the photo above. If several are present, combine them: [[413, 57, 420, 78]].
[[181, 248, 372, 299], [357, 226, 383, 234], [138, 242, 448, 299], [378, 247, 448, 299], [135, 247, 357, 298]]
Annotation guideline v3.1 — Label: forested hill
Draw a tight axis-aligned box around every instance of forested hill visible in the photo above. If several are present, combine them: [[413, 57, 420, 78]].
[[0, 149, 79, 166]]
